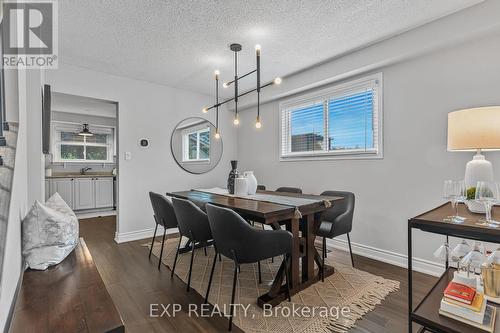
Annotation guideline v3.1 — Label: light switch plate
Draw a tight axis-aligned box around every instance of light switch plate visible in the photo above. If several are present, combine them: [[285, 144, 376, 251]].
[[124, 151, 132, 160]]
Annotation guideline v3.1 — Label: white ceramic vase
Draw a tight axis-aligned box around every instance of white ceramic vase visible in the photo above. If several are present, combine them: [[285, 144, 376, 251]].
[[234, 177, 249, 196], [244, 171, 257, 195]]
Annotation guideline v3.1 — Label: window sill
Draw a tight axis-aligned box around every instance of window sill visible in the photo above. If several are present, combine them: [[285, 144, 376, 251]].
[[279, 151, 383, 162], [181, 160, 211, 165], [52, 161, 115, 164]]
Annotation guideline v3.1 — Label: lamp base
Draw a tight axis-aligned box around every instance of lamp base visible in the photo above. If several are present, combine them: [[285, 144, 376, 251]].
[[464, 151, 494, 190]]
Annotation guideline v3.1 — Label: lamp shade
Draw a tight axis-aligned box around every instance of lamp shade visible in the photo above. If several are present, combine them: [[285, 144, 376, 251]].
[[448, 106, 500, 151]]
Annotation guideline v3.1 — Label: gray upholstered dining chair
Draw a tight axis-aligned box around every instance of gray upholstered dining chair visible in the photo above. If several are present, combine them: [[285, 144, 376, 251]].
[[171, 197, 214, 292], [276, 186, 302, 194], [205, 204, 292, 331], [317, 191, 355, 281], [148, 192, 179, 270]]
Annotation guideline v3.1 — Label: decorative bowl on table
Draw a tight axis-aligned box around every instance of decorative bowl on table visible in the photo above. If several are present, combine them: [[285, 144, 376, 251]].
[[466, 200, 486, 213]]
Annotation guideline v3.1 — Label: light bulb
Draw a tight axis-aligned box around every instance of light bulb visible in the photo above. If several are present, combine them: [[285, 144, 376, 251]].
[[255, 117, 262, 129], [214, 131, 220, 139], [223, 82, 228, 88], [273, 77, 282, 85], [202, 107, 208, 113], [214, 69, 220, 77], [255, 44, 261, 51], [233, 117, 240, 125]]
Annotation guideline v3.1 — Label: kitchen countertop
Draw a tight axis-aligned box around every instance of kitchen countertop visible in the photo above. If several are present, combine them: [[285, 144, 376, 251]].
[[46, 174, 115, 179]]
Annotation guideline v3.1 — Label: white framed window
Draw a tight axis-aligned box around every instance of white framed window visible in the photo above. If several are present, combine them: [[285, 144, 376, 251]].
[[52, 122, 115, 163], [182, 127, 210, 162], [280, 73, 383, 160]]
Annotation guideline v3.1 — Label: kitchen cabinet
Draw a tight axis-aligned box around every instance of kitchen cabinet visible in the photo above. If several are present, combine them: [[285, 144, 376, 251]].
[[50, 178, 75, 209], [46, 176, 114, 211], [74, 178, 95, 210], [95, 177, 114, 208]]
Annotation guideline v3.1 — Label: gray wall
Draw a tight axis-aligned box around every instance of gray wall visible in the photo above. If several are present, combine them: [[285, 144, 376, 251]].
[[45, 64, 238, 241], [236, 30, 500, 275]]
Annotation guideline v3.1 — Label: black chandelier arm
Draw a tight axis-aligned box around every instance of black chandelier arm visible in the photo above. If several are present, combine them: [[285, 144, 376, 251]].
[[224, 69, 257, 86], [215, 73, 219, 129], [204, 80, 274, 112], [256, 46, 261, 119]]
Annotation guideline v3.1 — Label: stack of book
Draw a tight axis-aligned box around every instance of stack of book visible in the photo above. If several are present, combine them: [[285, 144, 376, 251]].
[[439, 281, 497, 332]]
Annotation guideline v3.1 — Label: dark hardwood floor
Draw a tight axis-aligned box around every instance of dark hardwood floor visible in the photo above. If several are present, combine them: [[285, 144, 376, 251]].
[[79, 216, 436, 333]]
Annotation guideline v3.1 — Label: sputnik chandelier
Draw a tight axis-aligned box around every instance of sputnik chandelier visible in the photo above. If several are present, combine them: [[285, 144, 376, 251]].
[[202, 43, 282, 139]]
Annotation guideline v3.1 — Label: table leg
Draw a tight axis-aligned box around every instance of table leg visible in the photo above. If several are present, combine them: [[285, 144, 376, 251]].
[[289, 217, 300, 288], [445, 235, 449, 269], [408, 223, 413, 333], [301, 214, 315, 282]]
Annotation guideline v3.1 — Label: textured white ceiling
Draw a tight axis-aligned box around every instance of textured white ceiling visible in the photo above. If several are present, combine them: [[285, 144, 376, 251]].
[[59, 0, 483, 97]]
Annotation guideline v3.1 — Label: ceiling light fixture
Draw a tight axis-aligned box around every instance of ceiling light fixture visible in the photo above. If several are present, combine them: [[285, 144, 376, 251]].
[[78, 123, 93, 137], [202, 43, 282, 135]]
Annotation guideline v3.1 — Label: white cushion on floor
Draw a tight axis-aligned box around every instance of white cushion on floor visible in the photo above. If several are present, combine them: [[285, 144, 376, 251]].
[[22, 193, 79, 270]]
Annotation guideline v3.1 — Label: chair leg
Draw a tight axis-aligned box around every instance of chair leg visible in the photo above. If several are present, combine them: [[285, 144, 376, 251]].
[[322, 237, 326, 282], [204, 244, 207, 256], [261, 223, 274, 263], [229, 260, 239, 331], [171, 235, 182, 278], [219, 253, 222, 262], [205, 251, 218, 303], [347, 233, 355, 267], [283, 255, 291, 302], [257, 261, 262, 284], [324, 236, 327, 258], [187, 234, 196, 292], [158, 227, 167, 270], [149, 223, 158, 259]]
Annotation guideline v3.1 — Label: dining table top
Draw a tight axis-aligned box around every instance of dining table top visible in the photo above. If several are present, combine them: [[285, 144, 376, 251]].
[[166, 189, 343, 221]]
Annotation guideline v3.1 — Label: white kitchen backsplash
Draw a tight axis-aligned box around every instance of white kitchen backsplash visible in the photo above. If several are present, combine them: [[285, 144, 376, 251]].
[[45, 153, 116, 174]]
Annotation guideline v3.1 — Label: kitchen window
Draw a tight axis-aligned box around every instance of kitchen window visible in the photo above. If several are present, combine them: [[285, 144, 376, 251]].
[[280, 74, 382, 160], [52, 122, 115, 163], [182, 127, 210, 162]]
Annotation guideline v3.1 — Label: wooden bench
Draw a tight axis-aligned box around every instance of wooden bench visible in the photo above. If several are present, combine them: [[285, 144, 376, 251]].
[[10, 238, 124, 333]]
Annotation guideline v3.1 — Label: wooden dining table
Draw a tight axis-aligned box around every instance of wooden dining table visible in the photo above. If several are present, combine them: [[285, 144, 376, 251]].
[[167, 189, 343, 307]]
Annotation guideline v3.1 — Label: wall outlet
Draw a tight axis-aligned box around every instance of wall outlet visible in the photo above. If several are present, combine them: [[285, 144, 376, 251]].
[[124, 152, 132, 160]]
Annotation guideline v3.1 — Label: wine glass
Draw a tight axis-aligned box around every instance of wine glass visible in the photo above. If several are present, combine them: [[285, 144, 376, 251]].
[[460, 242, 485, 276], [433, 242, 449, 262], [451, 240, 471, 271], [475, 181, 500, 228], [443, 180, 466, 223]]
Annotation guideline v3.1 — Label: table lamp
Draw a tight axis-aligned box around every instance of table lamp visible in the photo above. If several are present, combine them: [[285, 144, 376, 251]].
[[448, 106, 500, 190]]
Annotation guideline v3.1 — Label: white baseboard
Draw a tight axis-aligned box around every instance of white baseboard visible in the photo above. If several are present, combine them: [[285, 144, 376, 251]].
[[77, 210, 116, 219], [114, 226, 179, 244], [113, 227, 444, 277], [326, 237, 445, 277]]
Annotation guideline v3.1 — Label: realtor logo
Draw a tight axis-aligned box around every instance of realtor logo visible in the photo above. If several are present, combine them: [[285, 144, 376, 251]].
[[1, 0, 58, 68]]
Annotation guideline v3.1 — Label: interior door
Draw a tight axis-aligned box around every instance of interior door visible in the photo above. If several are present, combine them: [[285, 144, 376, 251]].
[[74, 178, 95, 210], [94, 177, 114, 208]]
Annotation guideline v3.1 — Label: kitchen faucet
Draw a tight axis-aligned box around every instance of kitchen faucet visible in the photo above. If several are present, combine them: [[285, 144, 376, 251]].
[[80, 167, 92, 175]]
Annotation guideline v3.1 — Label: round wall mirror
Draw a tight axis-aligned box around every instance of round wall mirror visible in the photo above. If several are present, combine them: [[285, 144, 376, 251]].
[[170, 117, 222, 174]]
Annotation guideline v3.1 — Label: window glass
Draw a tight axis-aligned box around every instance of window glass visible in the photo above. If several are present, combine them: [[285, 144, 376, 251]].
[[199, 130, 210, 159], [61, 145, 84, 160], [86, 146, 108, 160], [290, 102, 324, 152]]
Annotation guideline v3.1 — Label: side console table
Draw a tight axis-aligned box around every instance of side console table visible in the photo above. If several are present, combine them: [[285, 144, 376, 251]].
[[408, 202, 500, 333]]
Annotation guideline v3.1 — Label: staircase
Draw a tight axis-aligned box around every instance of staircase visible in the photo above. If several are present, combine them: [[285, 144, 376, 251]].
[[0, 122, 18, 272]]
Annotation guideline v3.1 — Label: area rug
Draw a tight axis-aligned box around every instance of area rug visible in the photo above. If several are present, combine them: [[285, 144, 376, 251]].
[[148, 238, 399, 333]]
